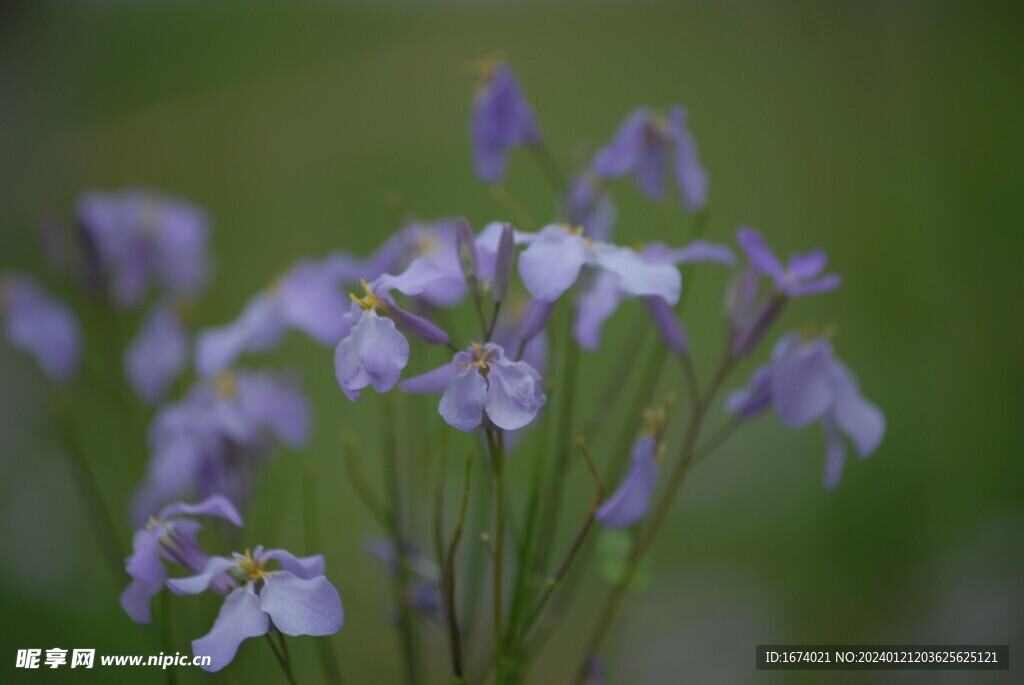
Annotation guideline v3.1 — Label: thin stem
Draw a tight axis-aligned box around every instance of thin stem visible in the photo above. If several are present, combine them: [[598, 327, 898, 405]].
[[264, 633, 297, 685], [573, 354, 735, 683], [444, 452, 474, 683], [384, 396, 422, 685], [53, 393, 124, 580], [488, 429, 508, 682], [528, 143, 568, 196], [519, 437, 604, 646], [485, 301, 502, 343], [342, 434, 390, 530], [304, 467, 345, 685]]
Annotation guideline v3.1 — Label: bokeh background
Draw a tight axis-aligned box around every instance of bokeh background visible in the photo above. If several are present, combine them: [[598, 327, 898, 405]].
[[1, 1, 1022, 683]]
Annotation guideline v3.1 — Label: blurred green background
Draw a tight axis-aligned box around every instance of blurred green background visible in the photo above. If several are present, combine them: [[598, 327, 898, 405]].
[[1, 1, 1021, 683]]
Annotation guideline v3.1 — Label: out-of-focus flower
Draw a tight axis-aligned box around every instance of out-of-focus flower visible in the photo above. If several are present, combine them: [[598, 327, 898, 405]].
[[131, 369, 310, 522], [597, 405, 670, 528], [471, 60, 542, 184], [729, 227, 841, 357], [517, 224, 682, 304], [76, 189, 211, 308], [364, 538, 443, 621], [592, 106, 708, 210], [0, 274, 80, 383], [168, 545, 343, 672], [400, 342, 546, 432], [564, 172, 618, 242], [574, 240, 735, 352], [121, 496, 242, 624], [125, 302, 189, 404], [596, 435, 660, 529], [727, 332, 885, 489], [335, 258, 451, 401], [736, 227, 840, 298], [196, 258, 350, 376]]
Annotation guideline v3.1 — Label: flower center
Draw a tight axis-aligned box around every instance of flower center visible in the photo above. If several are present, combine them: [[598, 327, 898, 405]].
[[350, 279, 389, 312], [237, 549, 271, 580], [215, 372, 237, 399], [459, 342, 496, 372]]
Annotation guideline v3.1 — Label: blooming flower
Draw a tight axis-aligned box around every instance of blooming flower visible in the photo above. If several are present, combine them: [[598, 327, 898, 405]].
[[574, 240, 735, 352], [125, 302, 189, 404], [727, 332, 885, 489], [196, 257, 350, 376], [0, 274, 80, 383], [335, 258, 451, 401], [517, 224, 682, 304], [735, 227, 840, 298], [563, 172, 618, 242], [729, 227, 841, 357], [470, 60, 542, 184], [76, 188, 211, 308], [400, 342, 546, 432], [121, 496, 242, 624], [131, 369, 310, 522], [592, 106, 708, 210], [168, 545, 343, 672]]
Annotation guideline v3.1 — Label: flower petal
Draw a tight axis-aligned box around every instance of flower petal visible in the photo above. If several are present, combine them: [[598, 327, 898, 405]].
[[592, 244, 681, 303], [399, 362, 458, 395], [259, 572, 344, 637], [193, 585, 270, 672], [120, 579, 164, 625], [262, 550, 326, 580], [160, 495, 243, 527], [125, 303, 188, 404], [167, 556, 237, 596], [439, 366, 488, 431], [485, 358, 546, 431], [736, 227, 787, 284], [573, 271, 623, 351], [832, 367, 885, 457], [596, 436, 660, 528], [822, 415, 847, 491], [518, 226, 588, 301], [772, 340, 834, 427]]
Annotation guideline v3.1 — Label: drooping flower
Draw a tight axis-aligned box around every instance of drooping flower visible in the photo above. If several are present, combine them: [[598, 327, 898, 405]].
[[168, 545, 343, 672], [729, 227, 841, 357], [592, 106, 708, 210], [470, 60, 542, 184], [596, 404, 671, 528], [400, 342, 546, 432], [75, 188, 211, 308], [727, 332, 885, 489], [517, 224, 682, 304], [573, 240, 735, 352], [0, 274, 80, 383], [131, 369, 310, 522], [121, 496, 242, 624], [196, 258, 350, 376], [335, 258, 451, 401], [125, 301, 189, 404]]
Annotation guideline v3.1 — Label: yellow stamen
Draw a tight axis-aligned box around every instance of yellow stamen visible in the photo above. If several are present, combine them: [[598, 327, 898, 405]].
[[237, 548, 271, 580], [457, 342, 496, 371], [349, 279, 389, 312], [215, 372, 236, 399]]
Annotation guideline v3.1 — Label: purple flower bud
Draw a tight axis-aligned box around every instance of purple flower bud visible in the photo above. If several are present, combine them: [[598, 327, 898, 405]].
[[455, 217, 479, 284], [471, 61, 542, 184], [491, 223, 515, 302], [644, 296, 689, 357]]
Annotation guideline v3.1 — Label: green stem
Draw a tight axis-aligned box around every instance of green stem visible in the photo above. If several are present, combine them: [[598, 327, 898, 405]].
[[264, 633, 298, 685], [572, 355, 734, 683], [488, 429, 508, 682], [444, 453, 474, 682], [384, 396, 422, 685]]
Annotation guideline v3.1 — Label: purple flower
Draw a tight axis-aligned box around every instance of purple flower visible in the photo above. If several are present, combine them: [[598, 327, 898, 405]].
[[121, 496, 242, 624], [573, 240, 735, 352], [168, 545, 343, 672], [0, 274, 80, 383], [131, 369, 311, 521], [735, 227, 840, 298], [471, 61, 541, 184], [517, 224, 682, 304], [335, 258, 452, 401], [596, 435, 661, 529], [364, 538, 443, 621], [727, 332, 885, 489], [125, 302, 189, 404], [76, 189, 211, 308], [400, 342, 546, 432], [592, 106, 708, 210], [196, 258, 350, 376]]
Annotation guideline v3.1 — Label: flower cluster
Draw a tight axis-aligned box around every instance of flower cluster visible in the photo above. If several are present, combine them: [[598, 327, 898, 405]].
[[0, 55, 886, 683]]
